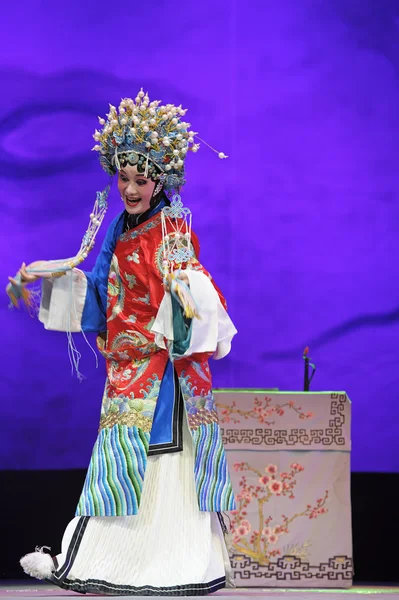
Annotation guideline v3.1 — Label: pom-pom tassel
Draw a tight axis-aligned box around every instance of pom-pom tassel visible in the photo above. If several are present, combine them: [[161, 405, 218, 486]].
[[20, 547, 55, 580]]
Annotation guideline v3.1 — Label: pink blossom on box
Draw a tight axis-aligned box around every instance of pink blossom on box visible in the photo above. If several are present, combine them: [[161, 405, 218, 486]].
[[269, 480, 283, 494], [237, 524, 250, 536], [259, 475, 271, 485], [268, 533, 279, 544], [266, 464, 278, 475], [263, 527, 272, 536]]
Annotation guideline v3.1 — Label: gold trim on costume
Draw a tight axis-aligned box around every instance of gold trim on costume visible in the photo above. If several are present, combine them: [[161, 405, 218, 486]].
[[99, 411, 152, 432]]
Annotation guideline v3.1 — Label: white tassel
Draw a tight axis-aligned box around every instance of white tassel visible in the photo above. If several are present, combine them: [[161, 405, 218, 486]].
[[20, 548, 55, 580]]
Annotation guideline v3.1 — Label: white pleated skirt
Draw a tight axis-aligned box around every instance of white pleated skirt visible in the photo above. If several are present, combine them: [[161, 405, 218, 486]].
[[51, 420, 234, 595]]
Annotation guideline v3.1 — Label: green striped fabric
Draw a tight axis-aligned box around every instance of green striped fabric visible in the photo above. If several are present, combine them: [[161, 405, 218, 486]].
[[193, 423, 236, 511], [76, 425, 149, 516]]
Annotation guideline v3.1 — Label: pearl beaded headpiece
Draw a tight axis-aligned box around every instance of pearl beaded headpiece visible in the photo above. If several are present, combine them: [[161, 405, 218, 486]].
[[92, 89, 227, 190]]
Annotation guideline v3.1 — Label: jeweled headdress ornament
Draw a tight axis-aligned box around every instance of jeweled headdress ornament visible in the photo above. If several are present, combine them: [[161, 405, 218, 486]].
[[92, 89, 227, 190]]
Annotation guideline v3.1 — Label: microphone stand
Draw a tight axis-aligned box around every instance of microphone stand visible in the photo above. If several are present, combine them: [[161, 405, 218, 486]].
[[303, 347, 316, 391]]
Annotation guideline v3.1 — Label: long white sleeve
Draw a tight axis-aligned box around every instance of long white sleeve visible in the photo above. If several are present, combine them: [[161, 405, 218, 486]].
[[39, 269, 87, 332], [152, 270, 237, 359]]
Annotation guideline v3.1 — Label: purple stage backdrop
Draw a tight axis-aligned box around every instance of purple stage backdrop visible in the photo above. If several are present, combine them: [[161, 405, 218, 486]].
[[1, 0, 398, 472]]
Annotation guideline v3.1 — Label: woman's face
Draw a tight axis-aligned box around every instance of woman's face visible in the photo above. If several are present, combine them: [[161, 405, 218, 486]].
[[117, 164, 156, 215]]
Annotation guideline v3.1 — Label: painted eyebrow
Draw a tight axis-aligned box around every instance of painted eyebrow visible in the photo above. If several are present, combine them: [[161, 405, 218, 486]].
[[119, 170, 147, 178]]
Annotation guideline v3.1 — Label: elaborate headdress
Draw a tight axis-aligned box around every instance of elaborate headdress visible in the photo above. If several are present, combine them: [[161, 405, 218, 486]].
[[92, 89, 227, 190]]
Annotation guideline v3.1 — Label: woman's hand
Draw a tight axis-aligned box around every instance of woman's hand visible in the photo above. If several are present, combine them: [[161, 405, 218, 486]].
[[8, 262, 40, 287]]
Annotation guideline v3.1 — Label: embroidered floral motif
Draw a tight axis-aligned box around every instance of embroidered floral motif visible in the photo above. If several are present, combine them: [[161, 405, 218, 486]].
[[127, 251, 140, 264], [136, 293, 150, 305], [125, 272, 137, 289]]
